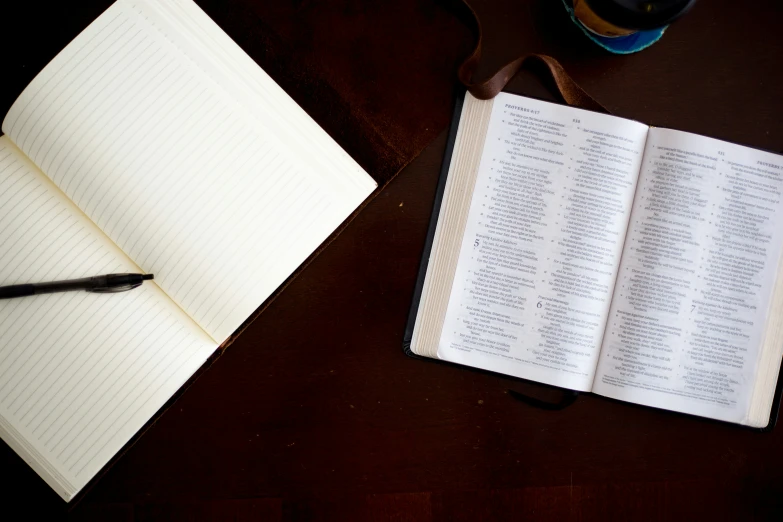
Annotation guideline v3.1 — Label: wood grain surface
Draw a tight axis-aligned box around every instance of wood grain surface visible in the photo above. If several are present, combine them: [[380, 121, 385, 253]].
[[1, 0, 782, 520]]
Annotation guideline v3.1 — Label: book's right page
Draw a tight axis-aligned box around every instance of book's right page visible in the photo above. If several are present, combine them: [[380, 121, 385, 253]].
[[593, 128, 783, 425]]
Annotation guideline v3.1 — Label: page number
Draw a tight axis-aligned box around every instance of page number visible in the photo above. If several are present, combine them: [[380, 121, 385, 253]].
[[718, 151, 725, 156], [573, 119, 581, 124]]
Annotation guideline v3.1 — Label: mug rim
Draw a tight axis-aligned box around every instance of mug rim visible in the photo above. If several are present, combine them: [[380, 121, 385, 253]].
[[583, 0, 698, 30]]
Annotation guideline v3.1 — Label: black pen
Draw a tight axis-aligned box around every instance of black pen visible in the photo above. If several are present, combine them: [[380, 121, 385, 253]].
[[0, 273, 154, 300]]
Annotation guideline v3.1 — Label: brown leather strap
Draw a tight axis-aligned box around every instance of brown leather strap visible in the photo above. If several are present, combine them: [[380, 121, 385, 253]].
[[455, 0, 609, 114]]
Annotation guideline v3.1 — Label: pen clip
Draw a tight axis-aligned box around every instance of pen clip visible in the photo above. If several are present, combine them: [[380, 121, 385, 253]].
[[89, 282, 143, 293]]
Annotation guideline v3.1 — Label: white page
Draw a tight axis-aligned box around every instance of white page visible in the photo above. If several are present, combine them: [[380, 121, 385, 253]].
[[1, 0, 376, 343], [0, 136, 215, 500], [594, 128, 783, 424], [437, 94, 649, 390]]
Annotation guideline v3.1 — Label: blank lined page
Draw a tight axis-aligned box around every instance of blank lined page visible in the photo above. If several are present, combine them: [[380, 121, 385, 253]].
[[0, 137, 216, 500], [2, 0, 376, 343]]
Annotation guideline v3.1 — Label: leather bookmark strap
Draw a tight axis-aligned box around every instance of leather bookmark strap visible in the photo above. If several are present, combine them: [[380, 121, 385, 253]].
[[455, 0, 609, 114], [508, 388, 580, 411]]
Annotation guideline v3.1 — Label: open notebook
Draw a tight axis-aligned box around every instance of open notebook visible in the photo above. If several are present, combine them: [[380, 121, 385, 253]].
[[0, 0, 376, 501]]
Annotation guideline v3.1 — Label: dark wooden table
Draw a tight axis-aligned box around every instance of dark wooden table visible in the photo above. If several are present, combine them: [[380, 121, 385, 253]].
[[1, 1, 782, 520]]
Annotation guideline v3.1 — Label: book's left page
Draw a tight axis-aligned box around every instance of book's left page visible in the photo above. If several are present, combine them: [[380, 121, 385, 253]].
[[0, 136, 216, 500], [411, 93, 649, 391]]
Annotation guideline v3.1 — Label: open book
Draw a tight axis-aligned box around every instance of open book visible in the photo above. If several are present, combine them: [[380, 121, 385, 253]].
[[0, 0, 376, 501], [405, 91, 783, 429]]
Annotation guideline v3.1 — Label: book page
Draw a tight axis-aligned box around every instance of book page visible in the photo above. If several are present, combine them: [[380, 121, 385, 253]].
[[1, 0, 376, 344], [0, 136, 216, 500], [437, 94, 649, 391], [594, 128, 783, 424]]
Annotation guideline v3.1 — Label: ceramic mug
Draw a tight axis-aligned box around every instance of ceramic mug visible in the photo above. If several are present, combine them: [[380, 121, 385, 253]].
[[573, 0, 697, 37]]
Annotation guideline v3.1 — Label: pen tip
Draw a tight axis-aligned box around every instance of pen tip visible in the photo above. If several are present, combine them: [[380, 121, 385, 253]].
[[142, 274, 154, 280]]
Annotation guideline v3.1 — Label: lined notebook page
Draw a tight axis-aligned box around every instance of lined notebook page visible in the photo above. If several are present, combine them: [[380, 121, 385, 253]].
[[2, 0, 377, 343], [0, 137, 216, 500]]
